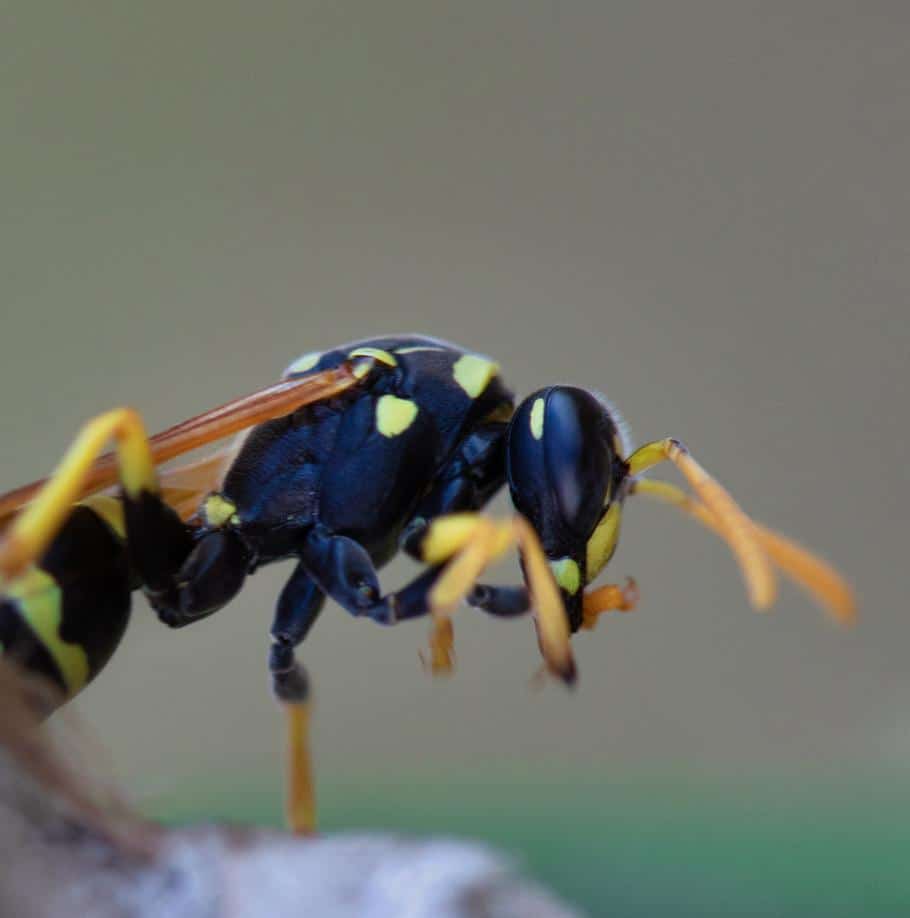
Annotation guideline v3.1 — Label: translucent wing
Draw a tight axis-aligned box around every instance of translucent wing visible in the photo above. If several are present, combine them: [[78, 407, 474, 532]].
[[0, 364, 363, 534], [158, 448, 239, 521]]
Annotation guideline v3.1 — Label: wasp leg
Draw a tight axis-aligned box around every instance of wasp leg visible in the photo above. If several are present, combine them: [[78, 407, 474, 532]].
[[626, 438, 776, 610], [268, 561, 447, 825], [268, 563, 325, 835], [419, 616, 456, 676], [143, 531, 252, 628], [0, 504, 133, 707], [419, 513, 575, 683], [391, 421, 510, 674], [399, 421, 508, 560], [630, 478, 857, 625], [470, 574, 638, 630], [0, 410, 157, 582], [581, 578, 639, 629], [467, 584, 531, 618], [299, 508, 573, 681], [298, 526, 395, 623], [298, 529, 450, 625]]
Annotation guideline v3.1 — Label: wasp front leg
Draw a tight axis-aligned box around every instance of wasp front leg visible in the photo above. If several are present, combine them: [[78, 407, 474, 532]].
[[295, 421, 513, 674], [398, 421, 508, 558], [397, 421, 510, 675], [394, 425, 575, 679]]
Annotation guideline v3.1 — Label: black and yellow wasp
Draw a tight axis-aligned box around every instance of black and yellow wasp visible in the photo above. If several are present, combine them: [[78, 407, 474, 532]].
[[0, 335, 855, 832]]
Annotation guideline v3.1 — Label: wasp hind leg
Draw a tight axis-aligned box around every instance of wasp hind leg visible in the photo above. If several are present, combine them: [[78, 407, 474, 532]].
[[0, 409, 158, 582], [0, 503, 133, 709]]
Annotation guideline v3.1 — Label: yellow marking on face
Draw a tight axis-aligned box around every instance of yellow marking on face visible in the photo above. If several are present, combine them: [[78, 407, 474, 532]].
[[586, 502, 622, 582], [530, 397, 545, 440], [452, 354, 499, 398], [79, 495, 127, 540], [203, 494, 239, 528], [550, 557, 581, 595], [376, 395, 418, 438], [285, 352, 322, 376], [353, 361, 372, 379], [349, 347, 398, 367], [8, 569, 89, 695], [395, 345, 447, 355]]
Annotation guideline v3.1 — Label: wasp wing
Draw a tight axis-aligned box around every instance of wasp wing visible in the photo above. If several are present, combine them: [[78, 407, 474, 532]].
[[158, 448, 240, 521], [0, 364, 363, 533]]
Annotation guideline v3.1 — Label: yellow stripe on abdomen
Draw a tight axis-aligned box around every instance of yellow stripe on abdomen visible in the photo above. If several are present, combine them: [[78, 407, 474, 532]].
[[7, 568, 90, 695]]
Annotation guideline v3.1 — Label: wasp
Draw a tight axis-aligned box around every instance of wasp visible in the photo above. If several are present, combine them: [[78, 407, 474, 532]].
[[0, 335, 855, 833]]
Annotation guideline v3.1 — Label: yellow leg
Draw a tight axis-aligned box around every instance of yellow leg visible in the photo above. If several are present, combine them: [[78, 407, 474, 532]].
[[0, 409, 157, 582], [631, 478, 857, 625], [427, 516, 511, 616], [420, 617, 455, 676], [420, 515, 512, 679], [627, 439, 776, 610], [512, 515, 575, 683], [284, 701, 316, 835], [423, 512, 575, 683], [582, 577, 639, 630]]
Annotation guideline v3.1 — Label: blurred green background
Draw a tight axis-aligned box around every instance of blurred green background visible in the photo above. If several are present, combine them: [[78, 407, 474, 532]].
[[2, 3, 908, 914]]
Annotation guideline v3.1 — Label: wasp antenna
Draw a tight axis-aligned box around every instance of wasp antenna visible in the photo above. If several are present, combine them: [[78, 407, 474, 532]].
[[630, 478, 856, 626], [627, 439, 777, 610]]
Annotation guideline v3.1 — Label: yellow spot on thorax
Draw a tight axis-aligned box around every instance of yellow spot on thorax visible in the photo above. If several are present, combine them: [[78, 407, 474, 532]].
[[349, 347, 398, 367], [203, 494, 239, 528], [550, 557, 581, 595], [376, 395, 418, 437], [8, 568, 89, 695], [530, 397, 545, 440], [586, 502, 622, 582], [452, 354, 499, 398], [285, 351, 322, 376]]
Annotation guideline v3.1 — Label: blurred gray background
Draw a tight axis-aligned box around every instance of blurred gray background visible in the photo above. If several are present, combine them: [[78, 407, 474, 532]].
[[1, 2, 907, 812]]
